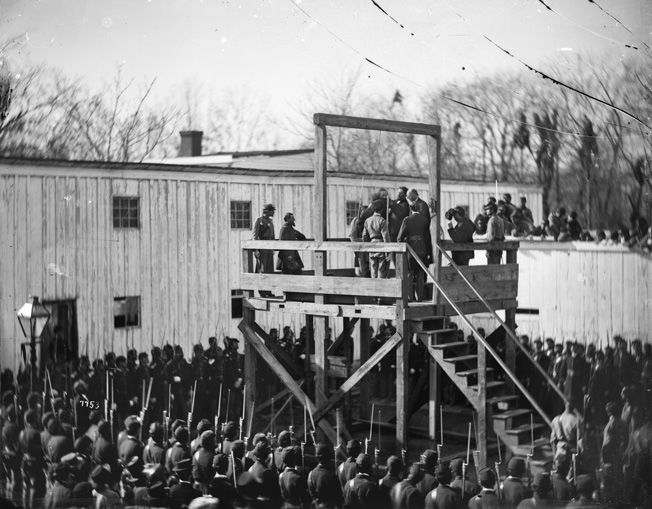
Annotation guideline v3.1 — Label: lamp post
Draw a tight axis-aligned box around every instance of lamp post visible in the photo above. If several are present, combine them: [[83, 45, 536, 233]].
[[16, 295, 50, 392]]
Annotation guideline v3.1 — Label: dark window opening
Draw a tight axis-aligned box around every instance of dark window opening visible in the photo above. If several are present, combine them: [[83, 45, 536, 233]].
[[231, 289, 244, 319], [114, 296, 140, 328]]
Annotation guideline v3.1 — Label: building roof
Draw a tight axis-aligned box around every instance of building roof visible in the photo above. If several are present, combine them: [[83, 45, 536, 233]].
[[0, 156, 542, 190]]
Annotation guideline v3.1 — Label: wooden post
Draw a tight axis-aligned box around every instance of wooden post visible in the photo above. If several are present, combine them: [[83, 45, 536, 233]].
[[430, 134, 442, 309], [477, 338, 487, 468], [242, 248, 256, 414], [313, 120, 329, 441], [429, 353, 440, 449], [505, 247, 518, 393], [359, 318, 371, 421], [395, 251, 410, 455]]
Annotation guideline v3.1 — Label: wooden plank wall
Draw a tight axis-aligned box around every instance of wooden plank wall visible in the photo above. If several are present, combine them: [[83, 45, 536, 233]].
[[517, 242, 652, 344], [0, 161, 544, 372]]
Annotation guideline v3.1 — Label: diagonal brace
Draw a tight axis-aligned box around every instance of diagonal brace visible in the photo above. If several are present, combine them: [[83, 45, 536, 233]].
[[239, 320, 337, 444], [312, 332, 403, 423]]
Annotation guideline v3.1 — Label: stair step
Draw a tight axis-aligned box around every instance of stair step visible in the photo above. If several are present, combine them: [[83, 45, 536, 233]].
[[418, 328, 457, 337], [430, 341, 469, 350], [493, 409, 532, 421], [410, 314, 447, 322], [487, 395, 520, 406], [469, 381, 505, 391], [444, 355, 478, 363], [457, 368, 494, 377], [505, 422, 548, 445]]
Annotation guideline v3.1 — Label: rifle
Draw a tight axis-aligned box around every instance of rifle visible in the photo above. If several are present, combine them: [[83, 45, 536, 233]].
[[188, 379, 197, 432], [239, 385, 246, 440], [46, 368, 56, 412], [495, 435, 502, 499], [463, 422, 471, 496], [231, 451, 238, 488], [401, 448, 407, 477], [226, 389, 231, 424], [140, 377, 153, 443], [306, 396, 316, 445], [437, 405, 444, 465], [109, 373, 115, 443], [571, 452, 577, 493], [271, 397, 275, 438], [365, 403, 375, 454], [168, 383, 172, 421], [216, 383, 223, 433], [527, 414, 534, 490], [163, 410, 168, 443], [374, 447, 380, 480]]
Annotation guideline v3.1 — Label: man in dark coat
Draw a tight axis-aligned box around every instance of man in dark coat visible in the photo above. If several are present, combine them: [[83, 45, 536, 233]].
[[47, 419, 74, 465], [407, 189, 431, 221], [277, 212, 307, 274], [390, 462, 424, 509], [43, 462, 73, 509], [389, 187, 411, 242], [222, 338, 243, 419], [169, 458, 202, 509], [342, 454, 379, 509], [450, 457, 480, 503], [559, 342, 590, 414], [446, 206, 476, 265], [416, 449, 438, 498], [398, 201, 433, 301], [308, 443, 342, 509]]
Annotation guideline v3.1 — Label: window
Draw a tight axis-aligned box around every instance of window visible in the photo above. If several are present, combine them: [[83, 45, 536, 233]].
[[231, 289, 244, 319], [231, 201, 252, 229], [113, 197, 139, 228], [346, 201, 359, 225], [114, 297, 140, 328]]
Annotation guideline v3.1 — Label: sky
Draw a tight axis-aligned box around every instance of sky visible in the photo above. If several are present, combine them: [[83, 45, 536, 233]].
[[2, 0, 651, 141]]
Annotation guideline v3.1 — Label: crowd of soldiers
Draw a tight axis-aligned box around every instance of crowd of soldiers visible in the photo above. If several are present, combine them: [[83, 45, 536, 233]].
[[1, 328, 651, 509]]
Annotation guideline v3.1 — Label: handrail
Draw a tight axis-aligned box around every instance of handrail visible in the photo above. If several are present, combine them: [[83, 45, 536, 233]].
[[406, 244, 552, 428], [433, 244, 568, 408], [242, 239, 407, 253]]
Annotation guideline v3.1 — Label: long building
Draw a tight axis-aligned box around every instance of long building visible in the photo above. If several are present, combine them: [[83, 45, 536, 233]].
[[0, 154, 542, 373]]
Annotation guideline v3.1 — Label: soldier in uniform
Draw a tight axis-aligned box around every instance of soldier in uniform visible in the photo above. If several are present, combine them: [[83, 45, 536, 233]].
[[1, 405, 22, 501], [20, 409, 46, 509], [143, 422, 167, 465], [170, 458, 202, 509], [560, 342, 590, 415], [205, 337, 224, 419], [226, 439, 246, 482], [193, 430, 216, 494], [191, 344, 209, 422], [222, 421, 239, 456], [222, 337, 243, 420], [253, 203, 277, 297], [390, 462, 425, 509], [118, 415, 143, 464], [469, 468, 499, 509], [501, 457, 530, 507], [149, 347, 167, 421], [307, 443, 342, 509], [279, 446, 311, 508], [92, 420, 121, 482], [337, 439, 361, 488], [378, 455, 402, 509], [248, 441, 282, 507], [566, 475, 598, 508], [343, 454, 379, 509], [450, 457, 480, 503], [210, 453, 238, 504], [273, 430, 292, 472], [169, 346, 191, 420], [416, 449, 438, 498], [425, 463, 461, 509], [113, 356, 131, 425], [166, 426, 191, 473]]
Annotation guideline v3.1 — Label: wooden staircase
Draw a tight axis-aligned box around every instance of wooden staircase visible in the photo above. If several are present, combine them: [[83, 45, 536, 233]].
[[412, 312, 554, 468]]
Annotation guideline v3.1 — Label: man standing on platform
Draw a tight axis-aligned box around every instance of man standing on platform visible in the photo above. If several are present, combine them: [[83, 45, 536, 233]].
[[446, 206, 475, 266], [363, 200, 391, 279], [398, 201, 432, 301], [479, 202, 505, 265], [277, 212, 307, 275], [253, 203, 276, 297], [389, 187, 411, 242], [407, 189, 430, 221]]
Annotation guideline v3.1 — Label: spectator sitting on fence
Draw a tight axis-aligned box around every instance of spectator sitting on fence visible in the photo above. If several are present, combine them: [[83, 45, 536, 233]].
[[567, 211, 583, 241], [546, 207, 569, 241]]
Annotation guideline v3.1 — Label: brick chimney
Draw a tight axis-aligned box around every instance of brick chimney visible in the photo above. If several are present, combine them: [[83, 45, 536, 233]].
[[179, 131, 203, 157]]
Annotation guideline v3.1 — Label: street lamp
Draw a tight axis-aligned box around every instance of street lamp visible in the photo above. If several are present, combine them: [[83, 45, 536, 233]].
[[16, 295, 50, 390]]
